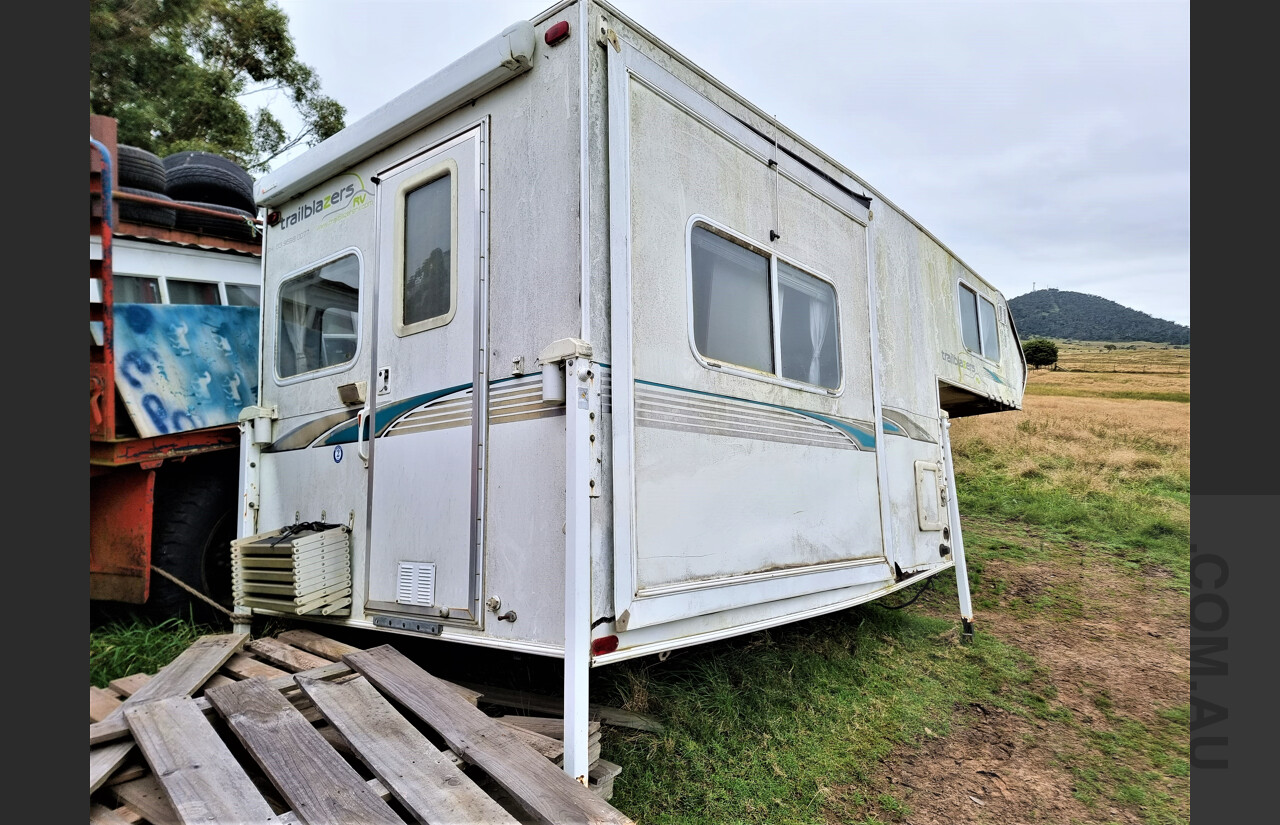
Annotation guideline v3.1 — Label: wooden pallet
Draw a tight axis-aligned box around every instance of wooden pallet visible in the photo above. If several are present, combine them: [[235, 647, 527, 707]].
[[90, 629, 629, 825]]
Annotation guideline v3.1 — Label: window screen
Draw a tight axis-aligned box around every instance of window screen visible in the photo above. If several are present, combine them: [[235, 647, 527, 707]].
[[691, 226, 774, 374], [277, 254, 360, 379], [403, 173, 452, 328], [958, 283, 981, 353], [778, 261, 839, 388], [979, 295, 1000, 359]]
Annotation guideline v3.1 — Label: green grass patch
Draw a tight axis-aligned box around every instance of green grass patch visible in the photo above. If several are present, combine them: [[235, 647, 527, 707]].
[[1023, 385, 1190, 403], [596, 605, 1041, 825], [90, 615, 225, 688], [953, 468, 1189, 592]]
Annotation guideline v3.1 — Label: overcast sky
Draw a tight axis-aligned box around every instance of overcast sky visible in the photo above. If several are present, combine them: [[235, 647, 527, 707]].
[[266, 0, 1190, 327]]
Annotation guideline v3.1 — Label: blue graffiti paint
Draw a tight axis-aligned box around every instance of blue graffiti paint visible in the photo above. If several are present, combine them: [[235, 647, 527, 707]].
[[121, 304, 154, 334], [119, 350, 154, 389], [141, 394, 170, 434]]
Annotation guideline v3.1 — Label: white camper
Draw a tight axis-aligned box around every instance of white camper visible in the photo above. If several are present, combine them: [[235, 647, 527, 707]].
[[237, 0, 1026, 778]]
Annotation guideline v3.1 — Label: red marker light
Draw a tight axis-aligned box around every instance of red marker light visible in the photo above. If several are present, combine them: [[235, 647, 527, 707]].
[[266, 210, 281, 226], [545, 20, 570, 46], [590, 635, 619, 655]]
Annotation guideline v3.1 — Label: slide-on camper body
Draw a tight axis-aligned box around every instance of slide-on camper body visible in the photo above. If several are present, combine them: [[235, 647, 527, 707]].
[[238, 0, 1026, 779]]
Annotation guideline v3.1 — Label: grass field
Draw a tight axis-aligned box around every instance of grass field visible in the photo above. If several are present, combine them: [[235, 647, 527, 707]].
[[90, 341, 1191, 825]]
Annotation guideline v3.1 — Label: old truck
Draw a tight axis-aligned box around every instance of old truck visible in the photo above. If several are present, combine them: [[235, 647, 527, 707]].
[[233, 0, 1027, 778], [89, 114, 263, 620]]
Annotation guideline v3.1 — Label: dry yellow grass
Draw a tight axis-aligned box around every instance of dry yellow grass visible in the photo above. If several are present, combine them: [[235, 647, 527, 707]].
[[950, 344, 1191, 532]]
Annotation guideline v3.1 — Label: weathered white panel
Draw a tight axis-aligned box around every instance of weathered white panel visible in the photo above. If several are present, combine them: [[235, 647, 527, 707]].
[[634, 423, 881, 590]]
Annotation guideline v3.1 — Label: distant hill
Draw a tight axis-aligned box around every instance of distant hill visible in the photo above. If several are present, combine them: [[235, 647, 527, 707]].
[[1008, 289, 1190, 345]]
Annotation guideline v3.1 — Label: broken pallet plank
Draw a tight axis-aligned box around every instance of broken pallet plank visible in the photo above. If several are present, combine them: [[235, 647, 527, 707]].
[[297, 671, 520, 825], [205, 676, 403, 825], [90, 633, 248, 793], [346, 644, 635, 825], [245, 636, 334, 672], [90, 686, 124, 723], [109, 773, 180, 825], [124, 695, 278, 824]]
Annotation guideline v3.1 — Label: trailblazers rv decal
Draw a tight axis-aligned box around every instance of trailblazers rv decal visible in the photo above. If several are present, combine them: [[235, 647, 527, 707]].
[[275, 174, 372, 231]]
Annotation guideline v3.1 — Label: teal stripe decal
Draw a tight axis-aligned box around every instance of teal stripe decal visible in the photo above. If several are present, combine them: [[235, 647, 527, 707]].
[[635, 378, 876, 449], [322, 382, 473, 445]]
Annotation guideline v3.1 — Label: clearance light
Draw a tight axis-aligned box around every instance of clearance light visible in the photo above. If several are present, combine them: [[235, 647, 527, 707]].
[[545, 20, 570, 46], [590, 635, 619, 655]]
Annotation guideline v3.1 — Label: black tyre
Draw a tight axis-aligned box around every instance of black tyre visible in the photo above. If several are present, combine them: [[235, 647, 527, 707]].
[[174, 200, 259, 241], [116, 145, 167, 193], [116, 186, 177, 228], [148, 461, 238, 624], [163, 151, 256, 212]]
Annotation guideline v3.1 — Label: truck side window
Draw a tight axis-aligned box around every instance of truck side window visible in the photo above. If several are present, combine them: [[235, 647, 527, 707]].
[[167, 279, 221, 305], [226, 284, 260, 307], [115, 275, 161, 304], [399, 169, 455, 334], [958, 281, 1000, 360], [277, 253, 361, 379]]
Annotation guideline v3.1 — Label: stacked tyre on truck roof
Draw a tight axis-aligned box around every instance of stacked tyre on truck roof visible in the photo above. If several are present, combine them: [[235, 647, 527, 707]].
[[113, 145, 258, 240]]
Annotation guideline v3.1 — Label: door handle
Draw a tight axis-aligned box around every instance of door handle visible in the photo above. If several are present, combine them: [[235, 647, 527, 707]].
[[357, 406, 370, 467]]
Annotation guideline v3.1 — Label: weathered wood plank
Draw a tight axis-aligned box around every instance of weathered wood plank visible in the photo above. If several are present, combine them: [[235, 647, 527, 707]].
[[91, 659, 353, 746], [124, 695, 278, 824], [499, 715, 601, 740], [297, 671, 520, 825], [222, 651, 289, 680], [91, 634, 248, 793], [88, 802, 137, 825], [345, 645, 635, 825], [245, 637, 332, 672], [459, 682, 664, 733], [109, 674, 152, 698], [200, 673, 238, 691], [205, 676, 403, 825], [91, 686, 124, 723], [110, 774, 181, 825], [275, 628, 362, 660]]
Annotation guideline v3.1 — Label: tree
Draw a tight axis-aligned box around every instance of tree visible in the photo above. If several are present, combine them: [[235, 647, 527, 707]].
[[1023, 338, 1059, 370], [90, 0, 345, 172]]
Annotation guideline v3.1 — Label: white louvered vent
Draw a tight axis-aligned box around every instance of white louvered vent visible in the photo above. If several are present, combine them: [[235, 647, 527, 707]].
[[396, 562, 436, 607]]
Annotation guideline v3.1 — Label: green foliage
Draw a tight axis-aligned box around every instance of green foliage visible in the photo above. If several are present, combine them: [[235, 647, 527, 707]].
[[1009, 289, 1190, 345], [90, 0, 345, 172], [1022, 338, 1059, 369]]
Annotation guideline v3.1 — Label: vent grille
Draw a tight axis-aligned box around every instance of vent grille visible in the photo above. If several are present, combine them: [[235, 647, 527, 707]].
[[231, 525, 352, 616], [396, 562, 436, 607]]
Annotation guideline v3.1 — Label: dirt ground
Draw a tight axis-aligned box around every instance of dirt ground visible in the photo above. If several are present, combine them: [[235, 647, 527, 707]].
[[847, 552, 1189, 825]]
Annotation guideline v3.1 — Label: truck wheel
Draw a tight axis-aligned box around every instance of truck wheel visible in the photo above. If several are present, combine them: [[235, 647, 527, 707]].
[[174, 201, 259, 241], [163, 151, 256, 213], [116, 187, 177, 229], [116, 145, 167, 193], [148, 470, 237, 624]]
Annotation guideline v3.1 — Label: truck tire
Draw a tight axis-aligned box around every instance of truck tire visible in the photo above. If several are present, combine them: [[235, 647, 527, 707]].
[[173, 200, 259, 241], [116, 186, 177, 229], [116, 145, 167, 193], [148, 464, 238, 623], [163, 151, 256, 213]]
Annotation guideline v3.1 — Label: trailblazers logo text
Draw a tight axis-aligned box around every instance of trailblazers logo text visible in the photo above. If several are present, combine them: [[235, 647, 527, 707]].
[[277, 175, 371, 230]]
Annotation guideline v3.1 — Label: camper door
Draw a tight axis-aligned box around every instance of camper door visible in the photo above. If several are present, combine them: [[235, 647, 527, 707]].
[[365, 125, 486, 627], [607, 40, 891, 633]]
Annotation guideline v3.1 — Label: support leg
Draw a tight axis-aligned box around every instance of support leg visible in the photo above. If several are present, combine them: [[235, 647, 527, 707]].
[[563, 356, 592, 783], [941, 413, 975, 642]]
